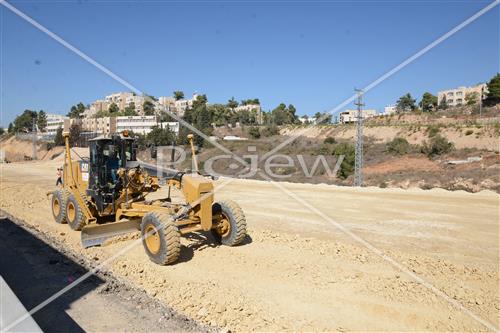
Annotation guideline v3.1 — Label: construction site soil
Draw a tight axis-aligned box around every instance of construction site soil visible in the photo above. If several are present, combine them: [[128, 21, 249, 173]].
[[0, 159, 498, 331]]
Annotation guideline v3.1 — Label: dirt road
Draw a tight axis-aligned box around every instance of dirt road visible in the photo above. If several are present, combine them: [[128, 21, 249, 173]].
[[0, 160, 498, 331]]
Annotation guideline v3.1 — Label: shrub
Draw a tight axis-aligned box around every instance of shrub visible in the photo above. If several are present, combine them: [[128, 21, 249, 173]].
[[332, 142, 355, 179], [248, 126, 261, 139], [323, 137, 336, 144], [386, 137, 410, 155], [261, 125, 279, 137], [427, 125, 440, 138], [421, 134, 454, 158], [465, 129, 474, 136]]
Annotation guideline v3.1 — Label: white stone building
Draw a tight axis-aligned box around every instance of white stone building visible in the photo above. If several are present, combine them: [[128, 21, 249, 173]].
[[45, 114, 68, 135], [116, 116, 158, 135], [383, 105, 397, 115], [437, 84, 487, 107], [339, 109, 377, 124]]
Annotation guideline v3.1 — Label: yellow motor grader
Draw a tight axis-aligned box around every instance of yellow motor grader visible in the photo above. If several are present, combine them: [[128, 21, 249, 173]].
[[50, 130, 247, 265]]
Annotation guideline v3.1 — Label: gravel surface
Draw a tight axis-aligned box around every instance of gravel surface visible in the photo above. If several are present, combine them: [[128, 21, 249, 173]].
[[0, 160, 498, 331]]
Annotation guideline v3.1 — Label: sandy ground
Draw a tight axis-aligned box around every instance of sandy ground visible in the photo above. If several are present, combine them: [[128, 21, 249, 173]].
[[0, 159, 499, 331]]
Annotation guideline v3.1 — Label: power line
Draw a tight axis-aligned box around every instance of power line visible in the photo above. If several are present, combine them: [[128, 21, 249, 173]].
[[354, 88, 364, 187]]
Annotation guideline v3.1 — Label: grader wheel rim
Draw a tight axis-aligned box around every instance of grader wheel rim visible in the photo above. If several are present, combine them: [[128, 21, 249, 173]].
[[216, 213, 231, 238], [144, 224, 161, 255], [67, 202, 76, 222], [53, 198, 61, 216]]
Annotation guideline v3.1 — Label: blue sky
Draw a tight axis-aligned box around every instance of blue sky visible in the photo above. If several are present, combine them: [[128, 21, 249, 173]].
[[1, 0, 498, 126]]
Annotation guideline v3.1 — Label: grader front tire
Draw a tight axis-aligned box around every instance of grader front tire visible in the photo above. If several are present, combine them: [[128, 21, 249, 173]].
[[66, 193, 87, 231], [211, 200, 247, 246], [141, 213, 180, 265], [52, 189, 68, 224]]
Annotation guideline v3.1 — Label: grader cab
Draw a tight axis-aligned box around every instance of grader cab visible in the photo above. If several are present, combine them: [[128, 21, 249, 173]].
[[50, 130, 247, 265]]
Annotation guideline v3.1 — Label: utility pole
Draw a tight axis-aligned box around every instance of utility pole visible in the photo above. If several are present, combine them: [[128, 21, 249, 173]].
[[32, 117, 37, 160], [354, 88, 364, 187]]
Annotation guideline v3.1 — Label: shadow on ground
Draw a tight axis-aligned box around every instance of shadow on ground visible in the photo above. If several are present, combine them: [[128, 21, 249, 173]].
[[0, 218, 103, 333]]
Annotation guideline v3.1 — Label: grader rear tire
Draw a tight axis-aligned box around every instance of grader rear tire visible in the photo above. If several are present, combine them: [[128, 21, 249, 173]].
[[211, 200, 247, 246], [141, 212, 180, 265], [51, 189, 68, 224], [66, 193, 87, 231]]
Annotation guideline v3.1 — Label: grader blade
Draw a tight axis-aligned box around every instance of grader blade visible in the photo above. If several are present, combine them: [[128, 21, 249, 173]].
[[81, 220, 141, 248]]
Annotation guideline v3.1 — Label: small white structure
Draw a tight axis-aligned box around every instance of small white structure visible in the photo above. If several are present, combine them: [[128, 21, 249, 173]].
[[298, 116, 316, 124], [383, 105, 397, 115], [223, 135, 248, 141], [339, 109, 377, 124], [159, 121, 180, 134]]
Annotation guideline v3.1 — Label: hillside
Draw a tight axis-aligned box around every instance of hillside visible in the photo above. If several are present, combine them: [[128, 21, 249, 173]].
[[164, 117, 500, 193]]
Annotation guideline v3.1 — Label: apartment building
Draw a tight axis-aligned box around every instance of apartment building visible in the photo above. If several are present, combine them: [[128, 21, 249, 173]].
[[437, 84, 487, 107], [125, 95, 146, 114], [339, 109, 377, 124], [81, 117, 116, 134], [81, 99, 109, 118], [105, 92, 134, 110], [45, 114, 68, 135], [157, 96, 176, 110], [235, 104, 263, 124], [116, 116, 157, 135]]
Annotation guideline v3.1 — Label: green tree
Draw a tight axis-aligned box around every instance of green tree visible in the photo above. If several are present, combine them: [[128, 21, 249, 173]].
[[314, 111, 332, 124], [37, 110, 48, 131], [227, 97, 238, 109], [173, 91, 184, 101], [8, 123, 13, 133], [485, 73, 500, 106], [484, 73, 500, 106], [0, 127, 4, 136], [122, 102, 138, 116], [108, 103, 120, 114], [332, 143, 355, 179], [143, 100, 156, 115], [419, 92, 437, 112], [396, 93, 416, 112], [67, 102, 85, 118], [54, 126, 64, 146], [209, 104, 232, 126], [146, 126, 176, 146], [465, 92, 479, 106], [12, 109, 37, 132], [69, 124, 81, 146], [241, 98, 260, 105], [270, 103, 298, 125], [438, 96, 448, 110], [192, 94, 208, 109]]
